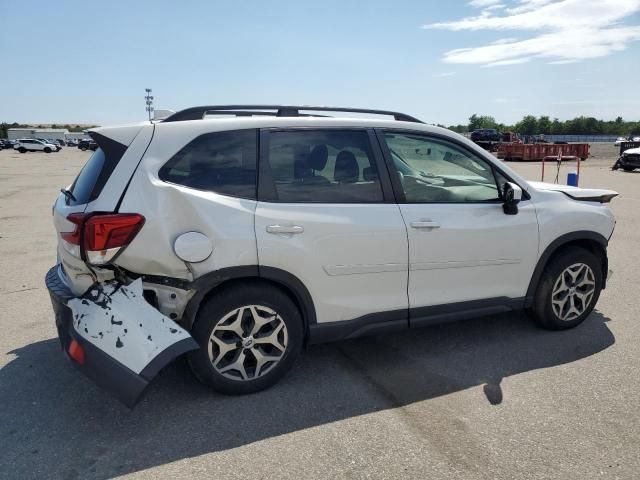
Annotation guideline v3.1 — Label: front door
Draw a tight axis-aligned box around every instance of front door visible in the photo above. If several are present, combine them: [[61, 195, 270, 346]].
[[379, 130, 539, 315]]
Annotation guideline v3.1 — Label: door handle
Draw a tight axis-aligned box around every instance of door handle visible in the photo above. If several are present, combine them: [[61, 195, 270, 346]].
[[266, 225, 304, 234], [410, 221, 440, 229]]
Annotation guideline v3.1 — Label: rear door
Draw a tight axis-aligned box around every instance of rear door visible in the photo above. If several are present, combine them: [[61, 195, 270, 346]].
[[255, 128, 409, 328]]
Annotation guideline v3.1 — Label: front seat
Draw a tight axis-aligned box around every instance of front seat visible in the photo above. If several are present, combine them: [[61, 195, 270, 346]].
[[303, 144, 330, 184], [334, 151, 359, 183]]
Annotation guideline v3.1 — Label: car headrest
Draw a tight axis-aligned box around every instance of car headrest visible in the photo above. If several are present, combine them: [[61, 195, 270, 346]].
[[334, 151, 359, 183], [362, 166, 377, 181], [308, 144, 328, 171]]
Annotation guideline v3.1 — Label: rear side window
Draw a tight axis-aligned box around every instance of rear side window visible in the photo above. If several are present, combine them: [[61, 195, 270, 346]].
[[67, 133, 127, 206], [159, 129, 257, 200], [263, 130, 384, 203], [69, 148, 106, 205]]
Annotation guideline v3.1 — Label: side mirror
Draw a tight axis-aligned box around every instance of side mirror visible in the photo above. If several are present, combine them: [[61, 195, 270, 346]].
[[503, 182, 522, 215]]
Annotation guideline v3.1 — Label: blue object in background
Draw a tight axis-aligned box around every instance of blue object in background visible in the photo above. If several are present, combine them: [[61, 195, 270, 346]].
[[567, 171, 579, 186]]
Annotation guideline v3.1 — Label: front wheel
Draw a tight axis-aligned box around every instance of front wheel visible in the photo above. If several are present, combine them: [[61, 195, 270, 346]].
[[44, 147, 52, 153], [18, 147, 26, 153], [188, 283, 303, 395], [533, 247, 603, 330]]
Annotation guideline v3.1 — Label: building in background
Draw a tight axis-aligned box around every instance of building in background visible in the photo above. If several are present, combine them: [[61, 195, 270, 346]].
[[65, 132, 91, 141], [7, 128, 91, 141]]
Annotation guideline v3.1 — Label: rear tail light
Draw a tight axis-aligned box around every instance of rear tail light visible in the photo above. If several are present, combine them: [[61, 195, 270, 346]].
[[61, 213, 145, 265]]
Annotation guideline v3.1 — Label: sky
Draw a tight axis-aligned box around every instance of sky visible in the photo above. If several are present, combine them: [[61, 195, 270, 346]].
[[1, 0, 639, 126]]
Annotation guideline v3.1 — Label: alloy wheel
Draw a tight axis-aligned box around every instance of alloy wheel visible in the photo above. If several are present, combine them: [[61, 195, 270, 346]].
[[551, 263, 596, 321], [208, 305, 288, 381]]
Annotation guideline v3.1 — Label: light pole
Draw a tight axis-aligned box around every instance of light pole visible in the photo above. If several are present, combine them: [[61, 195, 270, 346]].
[[145, 88, 154, 122]]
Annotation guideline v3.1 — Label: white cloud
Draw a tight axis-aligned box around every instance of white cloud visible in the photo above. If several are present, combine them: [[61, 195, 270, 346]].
[[423, 0, 640, 66], [469, 0, 503, 7], [443, 26, 640, 65]]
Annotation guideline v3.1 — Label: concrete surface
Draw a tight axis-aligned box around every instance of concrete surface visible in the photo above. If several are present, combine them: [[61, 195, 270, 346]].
[[0, 144, 638, 479]]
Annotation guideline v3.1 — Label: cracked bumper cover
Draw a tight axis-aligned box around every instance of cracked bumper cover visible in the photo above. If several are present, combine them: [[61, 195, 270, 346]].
[[45, 265, 198, 407]]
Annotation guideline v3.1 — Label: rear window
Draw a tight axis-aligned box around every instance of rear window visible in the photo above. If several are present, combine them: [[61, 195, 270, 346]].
[[67, 133, 128, 205], [158, 129, 258, 200], [68, 148, 106, 205]]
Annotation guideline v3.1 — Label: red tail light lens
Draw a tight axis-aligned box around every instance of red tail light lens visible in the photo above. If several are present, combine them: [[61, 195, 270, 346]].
[[83, 214, 145, 251], [62, 213, 145, 264], [61, 213, 87, 245]]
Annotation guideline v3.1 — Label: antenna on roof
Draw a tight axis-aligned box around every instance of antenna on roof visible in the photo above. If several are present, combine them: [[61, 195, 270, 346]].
[[144, 88, 154, 123]]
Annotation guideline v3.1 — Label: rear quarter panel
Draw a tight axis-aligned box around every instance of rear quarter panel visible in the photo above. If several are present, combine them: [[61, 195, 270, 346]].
[[114, 122, 258, 279]]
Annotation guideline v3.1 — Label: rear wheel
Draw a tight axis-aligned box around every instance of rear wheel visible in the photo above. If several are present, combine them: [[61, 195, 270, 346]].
[[80, 146, 87, 151], [18, 147, 26, 153], [533, 247, 602, 330], [188, 283, 303, 395], [623, 166, 635, 172]]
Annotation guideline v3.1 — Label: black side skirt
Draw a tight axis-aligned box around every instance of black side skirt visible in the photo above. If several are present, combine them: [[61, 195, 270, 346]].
[[308, 297, 525, 345]]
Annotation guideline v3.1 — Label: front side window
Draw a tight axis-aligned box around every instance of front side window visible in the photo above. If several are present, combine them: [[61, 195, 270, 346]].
[[265, 130, 383, 203], [159, 129, 257, 200], [384, 132, 501, 203]]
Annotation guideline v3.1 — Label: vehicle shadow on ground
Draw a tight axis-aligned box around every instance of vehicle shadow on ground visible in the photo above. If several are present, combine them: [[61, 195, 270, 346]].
[[0, 310, 614, 479]]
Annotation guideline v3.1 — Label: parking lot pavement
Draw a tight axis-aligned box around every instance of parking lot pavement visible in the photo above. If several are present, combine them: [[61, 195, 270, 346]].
[[0, 145, 639, 479]]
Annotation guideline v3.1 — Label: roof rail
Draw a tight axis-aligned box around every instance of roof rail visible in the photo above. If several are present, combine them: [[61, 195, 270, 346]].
[[162, 105, 423, 123]]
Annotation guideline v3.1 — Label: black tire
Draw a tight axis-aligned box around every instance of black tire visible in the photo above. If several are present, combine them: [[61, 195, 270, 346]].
[[18, 147, 26, 153], [188, 282, 304, 395], [80, 146, 87, 151], [622, 166, 635, 172], [532, 246, 603, 330], [44, 147, 51, 153]]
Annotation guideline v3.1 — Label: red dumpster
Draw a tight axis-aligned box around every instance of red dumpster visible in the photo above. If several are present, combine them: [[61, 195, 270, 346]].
[[497, 143, 589, 161]]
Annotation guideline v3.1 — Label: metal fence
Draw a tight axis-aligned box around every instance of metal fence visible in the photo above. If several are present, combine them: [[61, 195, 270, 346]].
[[542, 135, 618, 143], [461, 133, 619, 143]]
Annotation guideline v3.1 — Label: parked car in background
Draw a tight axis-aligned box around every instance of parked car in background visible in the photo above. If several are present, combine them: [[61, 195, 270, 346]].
[[0, 139, 16, 150], [614, 137, 627, 146], [77, 139, 98, 151], [66, 139, 79, 147], [470, 128, 501, 143], [470, 128, 502, 151], [14, 138, 59, 153], [613, 146, 640, 171], [45, 104, 618, 407], [37, 138, 62, 152]]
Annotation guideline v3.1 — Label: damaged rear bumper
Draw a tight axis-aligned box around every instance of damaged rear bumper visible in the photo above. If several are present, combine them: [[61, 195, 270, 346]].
[[45, 265, 198, 407]]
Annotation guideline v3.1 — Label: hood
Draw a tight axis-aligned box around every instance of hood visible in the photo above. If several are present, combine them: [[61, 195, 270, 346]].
[[622, 146, 640, 155], [528, 181, 618, 203]]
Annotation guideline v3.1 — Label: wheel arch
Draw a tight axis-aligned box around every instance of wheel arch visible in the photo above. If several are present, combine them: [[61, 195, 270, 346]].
[[182, 266, 316, 339], [525, 231, 608, 307]]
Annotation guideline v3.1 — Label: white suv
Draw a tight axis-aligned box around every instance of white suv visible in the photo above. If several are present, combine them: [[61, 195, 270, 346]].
[[14, 138, 60, 153], [45, 105, 618, 406]]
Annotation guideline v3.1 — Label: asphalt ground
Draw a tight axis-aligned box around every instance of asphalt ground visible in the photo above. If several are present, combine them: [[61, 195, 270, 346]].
[[0, 143, 638, 479]]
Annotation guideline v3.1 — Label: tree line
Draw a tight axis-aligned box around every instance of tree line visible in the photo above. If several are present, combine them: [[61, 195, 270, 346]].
[[444, 115, 640, 136], [0, 122, 99, 138]]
